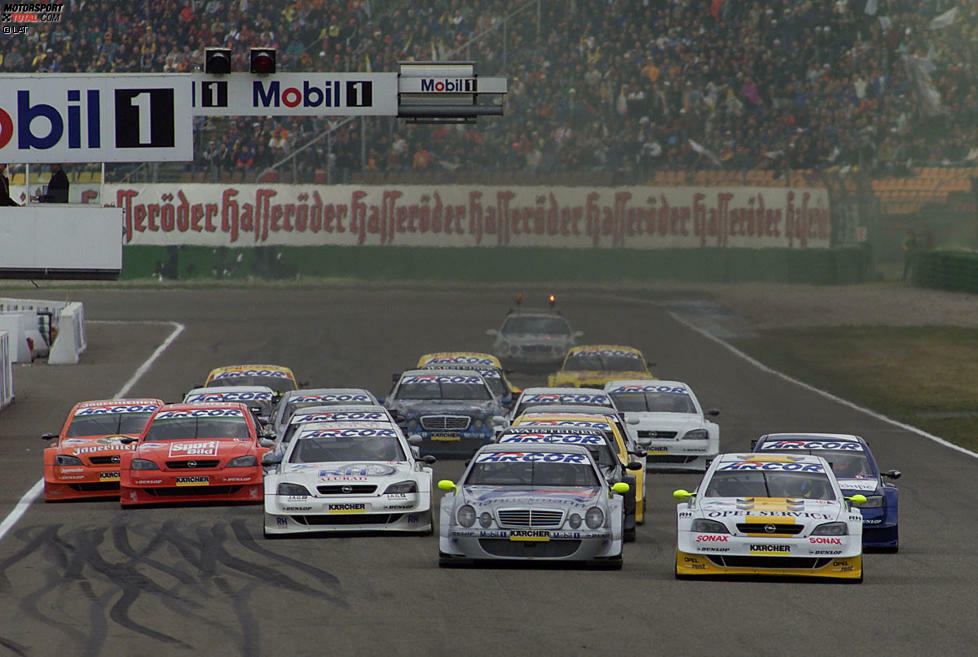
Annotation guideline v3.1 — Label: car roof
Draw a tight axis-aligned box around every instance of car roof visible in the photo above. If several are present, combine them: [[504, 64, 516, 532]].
[[400, 368, 488, 379], [417, 351, 501, 366], [521, 405, 618, 416], [154, 402, 250, 412], [758, 433, 865, 444], [206, 364, 296, 378], [605, 379, 688, 390], [185, 385, 276, 395], [520, 387, 607, 395], [282, 388, 374, 398], [714, 452, 828, 465], [288, 405, 389, 420]]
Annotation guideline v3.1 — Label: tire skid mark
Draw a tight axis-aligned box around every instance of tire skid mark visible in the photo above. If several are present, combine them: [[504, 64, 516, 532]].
[[0, 520, 347, 656], [229, 519, 344, 594]]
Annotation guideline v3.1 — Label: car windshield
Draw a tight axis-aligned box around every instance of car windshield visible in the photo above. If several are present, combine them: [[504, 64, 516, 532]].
[[66, 412, 155, 437], [703, 471, 835, 500], [144, 416, 251, 441], [564, 352, 645, 371], [395, 377, 491, 401], [499, 435, 618, 469], [207, 375, 295, 393], [501, 316, 571, 335], [466, 461, 599, 487], [611, 391, 696, 413], [288, 435, 405, 463], [763, 449, 874, 479]]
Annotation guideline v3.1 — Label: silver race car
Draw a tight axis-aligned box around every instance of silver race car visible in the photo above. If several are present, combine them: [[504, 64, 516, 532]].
[[438, 443, 629, 568], [486, 295, 583, 373]]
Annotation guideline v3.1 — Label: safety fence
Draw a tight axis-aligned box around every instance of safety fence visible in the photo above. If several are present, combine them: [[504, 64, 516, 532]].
[[913, 250, 978, 293]]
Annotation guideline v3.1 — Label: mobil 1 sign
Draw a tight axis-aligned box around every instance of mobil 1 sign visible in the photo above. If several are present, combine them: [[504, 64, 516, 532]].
[[191, 72, 397, 116], [0, 74, 192, 163]]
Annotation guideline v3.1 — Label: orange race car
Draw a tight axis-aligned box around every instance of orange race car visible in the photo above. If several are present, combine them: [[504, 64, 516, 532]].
[[42, 398, 165, 501]]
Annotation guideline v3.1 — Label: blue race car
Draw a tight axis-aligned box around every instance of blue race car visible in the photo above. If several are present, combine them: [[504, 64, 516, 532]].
[[752, 433, 900, 551]]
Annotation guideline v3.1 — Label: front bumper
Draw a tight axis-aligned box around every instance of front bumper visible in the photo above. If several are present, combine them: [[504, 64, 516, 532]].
[[44, 465, 125, 500], [676, 549, 862, 579], [860, 509, 898, 548], [120, 467, 264, 506], [440, 527, 620, 562], [264, 493, 432, 534]]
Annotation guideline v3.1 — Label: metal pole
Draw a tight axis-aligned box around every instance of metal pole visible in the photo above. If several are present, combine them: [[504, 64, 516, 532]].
[[25, 163, 30, 205], [361, 116, 367, 178]]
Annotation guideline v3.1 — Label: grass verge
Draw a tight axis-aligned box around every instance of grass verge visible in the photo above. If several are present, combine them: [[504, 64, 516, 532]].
[[733, 326, 978, 453]]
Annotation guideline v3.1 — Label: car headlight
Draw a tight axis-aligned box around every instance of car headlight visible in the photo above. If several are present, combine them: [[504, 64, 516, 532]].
[[682, 428, 709, 441], [479, 512, 493, 528], [384, 480, 417, 495], [690, 518, 729, 533], [811, 522, 848, 536], [584, 507, 604, 529], [859, 495, 884, 508], [131, 458, 160, 470], [227, 455, 257, 467], [277, 482, 311, 496], [457, 504, 476, 528], [568, 513, 582, 529], [55, 454, 84, 466]]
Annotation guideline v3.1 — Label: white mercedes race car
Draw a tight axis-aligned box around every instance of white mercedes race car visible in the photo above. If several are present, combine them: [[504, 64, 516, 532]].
[[673, 452, 866, 581], [605, 380, 719, 471], [263, 423, 433, 536], [438, 443, 629, 568]]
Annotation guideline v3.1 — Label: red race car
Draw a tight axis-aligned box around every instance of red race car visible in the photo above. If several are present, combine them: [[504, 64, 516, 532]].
[[119, 402, 270, 507], [42, 398, 165, 501]]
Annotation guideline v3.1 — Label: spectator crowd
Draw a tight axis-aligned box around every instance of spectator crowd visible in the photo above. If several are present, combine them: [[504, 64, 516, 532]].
[[0, 0, 975, 183]]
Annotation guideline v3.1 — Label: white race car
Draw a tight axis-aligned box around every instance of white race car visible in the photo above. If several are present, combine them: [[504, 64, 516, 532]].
[[605, 380, 719, 471], [673, 452, 866, 581], [263, 422, 433, 536], [183, 385, 277, 427], [269, 388, 379, 442], [507, 387, 617, 422]]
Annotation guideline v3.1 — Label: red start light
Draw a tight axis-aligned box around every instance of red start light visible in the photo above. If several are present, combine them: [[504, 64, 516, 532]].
[[548, 294, 556, 307], [515, 293, 523, 306], [250, 48, 277, 74]]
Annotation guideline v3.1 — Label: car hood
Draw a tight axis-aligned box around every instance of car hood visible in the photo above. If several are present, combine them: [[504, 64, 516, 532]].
[[134, 439, 255, 460], [697, 496, 844, 523], [59, 434, 137, 456], [836, 478, 881, 494], [277, 461, 415, 485], [461, 485, 603, 511]]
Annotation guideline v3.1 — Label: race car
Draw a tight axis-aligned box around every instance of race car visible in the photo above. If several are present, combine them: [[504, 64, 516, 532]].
[[548, 345, 654, 388], [605, 380, 719, 472], [267, 405, 397, 456], [41, 398, 164, 501], [752, 433, 900, 551], [183, 385, 276, 427], [263, 422, 434, 536], [496, 426, 643, 541], [416, 352, 519, 401], [437, 443, 629, 568], [202, 364, 300, 394], [118, 402, 271, 507], [508, 387, 617, 422], [269, 388, 379, 440], [383, 369, 508, 457], [511, 412, 647, 523], [486, 295, 583, 373], [673, 453, 866, 581]]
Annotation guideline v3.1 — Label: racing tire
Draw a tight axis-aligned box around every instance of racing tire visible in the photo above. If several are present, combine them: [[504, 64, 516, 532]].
[[438, 551, 467, 568], [595, 555, 623, 571], [623, 524, 637, 543]]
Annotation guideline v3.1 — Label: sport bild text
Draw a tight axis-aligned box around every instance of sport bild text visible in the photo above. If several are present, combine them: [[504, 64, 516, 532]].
[[114, 187, 830, 247]]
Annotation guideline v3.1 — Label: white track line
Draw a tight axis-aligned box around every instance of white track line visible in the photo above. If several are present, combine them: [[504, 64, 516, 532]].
[[609, 294, 978, 460], [0, 321, 185, 543]]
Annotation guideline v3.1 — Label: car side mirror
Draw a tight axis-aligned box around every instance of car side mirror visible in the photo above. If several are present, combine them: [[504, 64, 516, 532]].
[[707, 408, 719, 417], [573, 331, 584, 338], [120, 437, 138, 444], [486, 329, 498, 337], [627, 417, 640, 425], [750, 439, 758, 449], [41, 432, 58, 441], [423, 455, 436, 465], [407, 435, 422, 445], [376, 396, 386, 404], [261, 451, 283, 466], [626, 461, 643, 471], [647, 361, 656, 368], [259, 438, 275, 448], [391, 372, 401, 383], [883, 470, 902, 480]]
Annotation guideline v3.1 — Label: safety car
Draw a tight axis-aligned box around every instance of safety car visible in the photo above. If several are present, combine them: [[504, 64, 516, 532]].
[[548, 345, 654, 388], [203, 364, 300, 394], [41, 398, 164, 501], [416, 352, 519, 401], [673, 453, 866, 581], [438, 443, 628, 568], [263, 423, 433, 536], [486, 295, 583, 373], [605, 380, 719, 472], [269, 388, 379, 440], [383, 369, 507, 457], [184, 386, 276, 427], [752, 433, 900, 551], [511, 412, 647, 523], [119, 402, 271, 507], [496, 426, 643, 541]]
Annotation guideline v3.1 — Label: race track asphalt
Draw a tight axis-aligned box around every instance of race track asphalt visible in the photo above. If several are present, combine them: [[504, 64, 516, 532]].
[[0, 284, 973, 657]]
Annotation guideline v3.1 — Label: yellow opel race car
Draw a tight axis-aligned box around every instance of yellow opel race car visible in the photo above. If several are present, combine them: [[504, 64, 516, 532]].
[[511, 412, 647, 524], [416, 351, 520, 401], [203, 364, 300, 394], [548, 345, 654, 388]]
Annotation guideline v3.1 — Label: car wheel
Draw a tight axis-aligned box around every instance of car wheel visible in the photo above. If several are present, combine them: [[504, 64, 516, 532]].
[[624, 524, 636, 543], [438, 551, 464, 568], [597, 555, 623, 571]]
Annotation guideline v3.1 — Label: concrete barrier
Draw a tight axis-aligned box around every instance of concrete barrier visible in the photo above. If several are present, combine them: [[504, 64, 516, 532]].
[[0, 298, 87, 365], [0, 313, 33, 363], [0, 332, 13, 410], [48, 302, 86, 365]]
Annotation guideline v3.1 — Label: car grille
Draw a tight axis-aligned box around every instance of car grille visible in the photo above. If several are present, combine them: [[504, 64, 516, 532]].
[[647, 455, 698, 464], [292, 514, 402, 526], [497, 509, 564, 527], [68, 482, 119, 492], [638, 430, 678, 439], [522, 345, 557, 354], [736, 523, 805, 535], [145, 486, 242, 496], [705, 555, 835, 569], [89, 455, 122, 465], [166, 460, 221, 469], [420, 415, 470, 431], [479, 539, 581, 558], [316, 485, 377, 495]]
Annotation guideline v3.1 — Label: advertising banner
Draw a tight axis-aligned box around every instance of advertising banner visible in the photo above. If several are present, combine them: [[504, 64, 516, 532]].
[[105, 183, 831, 249]]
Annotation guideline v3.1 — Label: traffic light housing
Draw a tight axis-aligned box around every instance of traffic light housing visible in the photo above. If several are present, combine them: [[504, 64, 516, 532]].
[[204, 47, 232, 74], [250, 48, 276, 74]]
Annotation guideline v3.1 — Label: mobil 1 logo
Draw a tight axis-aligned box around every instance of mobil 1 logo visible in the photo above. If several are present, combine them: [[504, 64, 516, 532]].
[[114, 88, 175, 148]]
